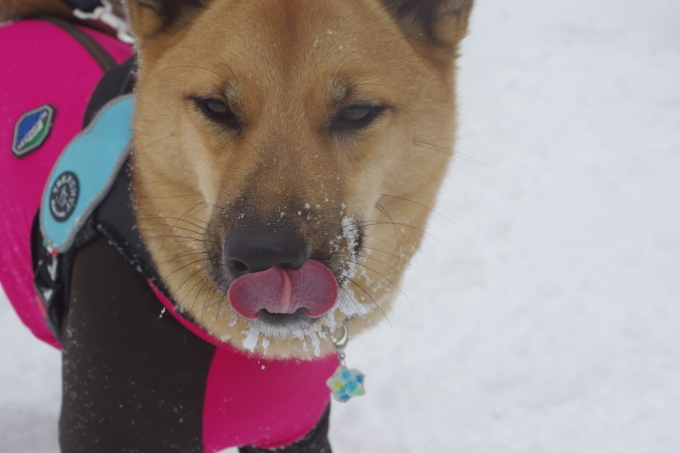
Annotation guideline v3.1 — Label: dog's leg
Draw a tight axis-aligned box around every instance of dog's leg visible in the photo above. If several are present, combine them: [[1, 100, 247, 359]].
[[239, 404, 332, 453], [59, 237, 215, 453]]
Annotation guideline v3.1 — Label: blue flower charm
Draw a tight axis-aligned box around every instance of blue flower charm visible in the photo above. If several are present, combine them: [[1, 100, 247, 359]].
[[326, 365, 365, 402]]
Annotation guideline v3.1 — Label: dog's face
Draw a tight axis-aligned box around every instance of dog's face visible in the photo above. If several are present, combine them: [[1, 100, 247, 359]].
[[127, 0, 472, 358]]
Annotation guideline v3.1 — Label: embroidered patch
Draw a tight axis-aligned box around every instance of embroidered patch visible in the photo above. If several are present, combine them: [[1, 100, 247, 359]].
[[12, 105, 55, 158], [49, 171, 79, 222]]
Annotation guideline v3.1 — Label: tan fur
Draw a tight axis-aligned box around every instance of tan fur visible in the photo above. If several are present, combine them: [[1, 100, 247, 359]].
[[4, 0, 472, 360], [0, 0, 71, 20]]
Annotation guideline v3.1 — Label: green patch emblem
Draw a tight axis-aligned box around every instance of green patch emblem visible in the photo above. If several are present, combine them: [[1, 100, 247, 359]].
[[12, 105, 55, 158]]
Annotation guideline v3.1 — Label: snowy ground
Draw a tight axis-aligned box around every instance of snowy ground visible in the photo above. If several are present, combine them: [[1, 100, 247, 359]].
[[2, 0, 679, 451]]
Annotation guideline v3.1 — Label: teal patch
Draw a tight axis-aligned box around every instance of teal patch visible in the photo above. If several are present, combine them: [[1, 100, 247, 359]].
[[12, 105, 55, 158]]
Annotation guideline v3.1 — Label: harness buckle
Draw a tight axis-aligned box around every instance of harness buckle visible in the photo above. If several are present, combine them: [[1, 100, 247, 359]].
[[73, 0, 135, 44], [33, 242, 65, 341]]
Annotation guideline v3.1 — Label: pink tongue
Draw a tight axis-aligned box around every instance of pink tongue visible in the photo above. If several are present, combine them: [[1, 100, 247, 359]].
[[227, 260, 338, 320]]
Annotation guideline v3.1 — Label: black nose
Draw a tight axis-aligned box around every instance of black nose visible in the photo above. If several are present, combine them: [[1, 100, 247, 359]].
[[224, 228, 306, 278]]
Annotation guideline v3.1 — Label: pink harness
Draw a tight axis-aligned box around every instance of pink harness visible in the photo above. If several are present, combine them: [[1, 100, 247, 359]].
[[0, 19, 336, 450]]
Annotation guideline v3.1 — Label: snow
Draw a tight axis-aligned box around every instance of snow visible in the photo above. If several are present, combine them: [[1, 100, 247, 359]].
[[2, 0, 680, 451]]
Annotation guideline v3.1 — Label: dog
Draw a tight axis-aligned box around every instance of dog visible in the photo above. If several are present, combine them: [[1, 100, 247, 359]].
[[1, 0, 473, 450]]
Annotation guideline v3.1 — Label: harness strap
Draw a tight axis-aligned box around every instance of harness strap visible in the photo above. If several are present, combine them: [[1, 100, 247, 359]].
[[33, 54, 139, 341], [94, 160, 167, 293], [84, 54, 167, 291], [37, 16, 117, 71], [83, 55, 136, 127]]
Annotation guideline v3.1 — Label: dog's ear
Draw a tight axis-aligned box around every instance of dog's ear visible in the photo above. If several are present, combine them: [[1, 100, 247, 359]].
[[125, 0, 212, 42], [381, 0, 473, 53]]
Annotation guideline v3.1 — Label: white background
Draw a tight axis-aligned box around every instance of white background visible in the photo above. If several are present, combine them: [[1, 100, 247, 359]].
[[2, 0, 679, 451]]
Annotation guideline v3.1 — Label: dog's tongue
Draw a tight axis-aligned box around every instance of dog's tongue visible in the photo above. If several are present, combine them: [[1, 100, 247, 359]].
[[228, 260, 338, 320]]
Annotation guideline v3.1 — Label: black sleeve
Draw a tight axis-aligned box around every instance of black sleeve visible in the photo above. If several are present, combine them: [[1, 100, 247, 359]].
[[59, 237, 215, 453]]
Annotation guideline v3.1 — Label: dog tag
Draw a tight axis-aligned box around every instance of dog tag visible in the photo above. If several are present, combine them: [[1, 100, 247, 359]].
[[326, 321, 366, 403], [327, 365, 365, 403]]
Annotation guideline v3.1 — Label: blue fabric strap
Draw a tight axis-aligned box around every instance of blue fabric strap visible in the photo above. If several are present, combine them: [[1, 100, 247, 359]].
[[41, 95, 134, 252]]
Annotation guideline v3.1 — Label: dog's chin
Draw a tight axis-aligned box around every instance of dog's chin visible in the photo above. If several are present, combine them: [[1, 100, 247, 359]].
[[248, 308, 318, 337]]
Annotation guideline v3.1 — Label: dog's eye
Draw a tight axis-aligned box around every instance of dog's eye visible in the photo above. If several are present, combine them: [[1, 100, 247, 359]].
[[332, 104, 386, 133], [194, 97, 241, 130], [342, 106, 370, 122], [205, 99, 229, 115]]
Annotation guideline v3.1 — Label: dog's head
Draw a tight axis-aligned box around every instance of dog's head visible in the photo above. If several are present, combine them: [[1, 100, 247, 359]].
[[127, 0, 472, 358]]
